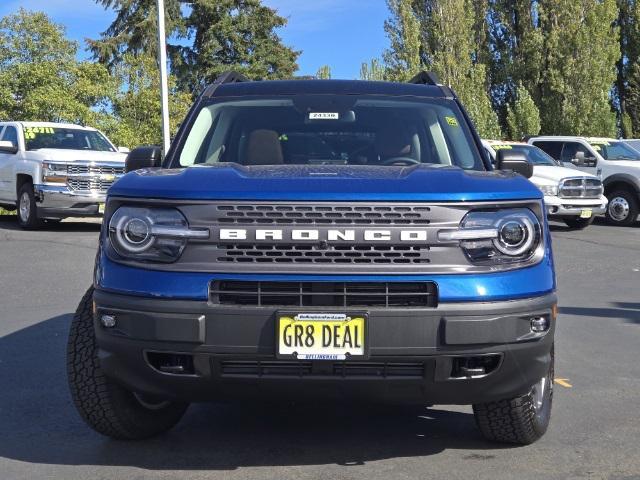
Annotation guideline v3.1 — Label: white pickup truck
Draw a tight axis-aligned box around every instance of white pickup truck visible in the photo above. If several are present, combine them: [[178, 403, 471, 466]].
[[483, 140, 607, 229], [0, 122, 127, 228], [528, 136, 640, 226]]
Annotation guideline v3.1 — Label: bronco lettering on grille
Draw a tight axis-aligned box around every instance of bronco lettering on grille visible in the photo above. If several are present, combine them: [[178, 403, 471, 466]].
[[218, 228, 429, 243]]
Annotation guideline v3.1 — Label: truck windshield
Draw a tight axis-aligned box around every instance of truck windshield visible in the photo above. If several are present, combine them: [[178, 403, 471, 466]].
[[589, 140, 640, 161], [177, 96, 484, 170], [23, 126, 116, 152]]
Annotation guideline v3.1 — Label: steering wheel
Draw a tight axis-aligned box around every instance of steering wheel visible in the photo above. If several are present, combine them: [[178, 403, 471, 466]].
[[380, 157, 420, 166]]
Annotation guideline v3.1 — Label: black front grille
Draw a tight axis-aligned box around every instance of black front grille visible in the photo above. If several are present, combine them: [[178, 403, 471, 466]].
[[220, 360, 425, 378], [210, 281, 438, 308], [215, 204, 432, 225], [216, 243, 431, 265]]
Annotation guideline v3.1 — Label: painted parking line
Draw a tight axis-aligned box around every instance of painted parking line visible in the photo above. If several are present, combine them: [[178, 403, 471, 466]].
[[554, 378, 572, 388]]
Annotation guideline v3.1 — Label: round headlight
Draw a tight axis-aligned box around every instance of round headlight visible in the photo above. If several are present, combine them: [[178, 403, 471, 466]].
[[494, 216, 535, 256], [111, 211, 155, 254]]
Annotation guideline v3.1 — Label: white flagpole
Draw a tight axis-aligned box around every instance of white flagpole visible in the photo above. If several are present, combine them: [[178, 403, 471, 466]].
[[157, 0, 171, 155]]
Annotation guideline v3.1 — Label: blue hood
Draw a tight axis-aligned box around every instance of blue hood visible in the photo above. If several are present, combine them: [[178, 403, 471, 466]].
[[108, 164, 542, 202]]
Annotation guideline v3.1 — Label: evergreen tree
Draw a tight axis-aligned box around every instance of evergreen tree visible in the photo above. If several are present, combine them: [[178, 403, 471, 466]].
[[316, 65, 331, 79], [616, 0, 640, 136], [537, 0, 619, 136], [506, 83, 541, 140], [383, 0, 421, 81], [360, 58, 386, 81]]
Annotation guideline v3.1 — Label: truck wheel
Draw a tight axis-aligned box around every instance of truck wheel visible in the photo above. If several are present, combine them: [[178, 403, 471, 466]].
[[606, 190, 639, 226], [563, 217, 594, 230], [17, 183, 41, 229], [67, 287, 188, 439], [473, 346, 554, 445]]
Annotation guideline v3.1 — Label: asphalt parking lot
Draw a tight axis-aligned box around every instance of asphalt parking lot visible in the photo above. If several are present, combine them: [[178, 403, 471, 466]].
[[0, 215, 638, 480]]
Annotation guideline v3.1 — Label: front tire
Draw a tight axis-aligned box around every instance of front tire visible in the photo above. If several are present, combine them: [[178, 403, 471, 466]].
[[606, 190, 639, 226], [17, 183, 41, 229], [563, 216, 594, 230], [67, 287, 188, 439], [473, 346, 554, 445]]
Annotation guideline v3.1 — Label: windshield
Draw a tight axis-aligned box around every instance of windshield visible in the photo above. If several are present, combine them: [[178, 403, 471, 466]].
[[177, 95, 484, 170], [589, 140, 640, 161], [492, 144, 558, 166], [23, 126, 115, 152]]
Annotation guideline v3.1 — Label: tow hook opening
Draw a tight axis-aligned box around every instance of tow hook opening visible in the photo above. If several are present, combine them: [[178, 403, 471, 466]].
[[146, 352, 195, 375], [450, 354, 502, 379]]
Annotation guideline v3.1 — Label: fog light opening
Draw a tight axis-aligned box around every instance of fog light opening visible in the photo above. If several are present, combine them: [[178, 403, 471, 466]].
[[530, 316, 550, 333], [451, 354, 501, 379], [100, 314, 117, 328], [146, 352, 195, 375]]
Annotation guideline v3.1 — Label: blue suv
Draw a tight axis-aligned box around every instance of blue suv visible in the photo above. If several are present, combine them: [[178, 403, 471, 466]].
[[67, 72, 557, 444]]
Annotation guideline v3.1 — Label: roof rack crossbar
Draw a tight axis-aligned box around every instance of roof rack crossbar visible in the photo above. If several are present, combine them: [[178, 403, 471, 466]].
[[202, 71, 250, 98]]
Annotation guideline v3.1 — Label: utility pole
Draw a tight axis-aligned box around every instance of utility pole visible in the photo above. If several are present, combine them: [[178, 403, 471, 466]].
[[157, 0, 171, 155]]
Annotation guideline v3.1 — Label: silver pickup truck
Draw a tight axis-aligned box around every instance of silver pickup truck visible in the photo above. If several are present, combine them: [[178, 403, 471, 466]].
[[0, 121, 127, 228]]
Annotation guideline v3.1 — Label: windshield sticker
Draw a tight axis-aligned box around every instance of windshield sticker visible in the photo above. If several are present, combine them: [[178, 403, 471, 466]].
[[309, 112, 339, 120], [492, 144, 513, 150], [23, 126, 54, 139], [590, 141, 609, 146], [592, 145, 601, 151], [445, 116, 458, 127]]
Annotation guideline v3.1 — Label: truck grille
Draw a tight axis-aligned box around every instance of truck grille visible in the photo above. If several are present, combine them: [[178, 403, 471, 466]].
[[67, 165, 125, 175], [217, 243, 431, 265], [67, 177, 115, 193], [558, 178, 603, 199], [210, 281, 438, 307], [220, 360, 425, 378], [215, 204, 432, 225]]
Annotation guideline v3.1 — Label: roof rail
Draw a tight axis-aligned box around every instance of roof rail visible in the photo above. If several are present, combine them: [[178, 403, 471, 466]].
[[202, 71, 249, 98], [408, 71, 441, 86]]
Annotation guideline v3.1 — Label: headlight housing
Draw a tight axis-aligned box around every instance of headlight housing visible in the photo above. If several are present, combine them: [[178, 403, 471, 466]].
[[108, 206, 209, 263], [42, 162, 68, 184], [439, 208, 542, 266], [538, 184, 558, 196]]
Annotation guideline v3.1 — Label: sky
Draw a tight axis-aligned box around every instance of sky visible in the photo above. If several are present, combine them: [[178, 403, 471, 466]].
[[0, 0, 391, 79]]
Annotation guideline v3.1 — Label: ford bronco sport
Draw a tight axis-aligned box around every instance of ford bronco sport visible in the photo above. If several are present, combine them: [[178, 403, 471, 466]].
[[67, 72, 557, 445]]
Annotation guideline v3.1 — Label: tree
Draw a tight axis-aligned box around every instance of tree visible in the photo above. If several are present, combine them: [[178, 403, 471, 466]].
[[383, 0, 421, 81], [0, 9, 115, 125], [360, 58, 386, 81], [98, 53, 191, 148], [316, 65, 331, 79], [536, 0, 619, 136], [171, 0, 299, 93], [616, 0, 640, 136], [506, 83, 541, 140]]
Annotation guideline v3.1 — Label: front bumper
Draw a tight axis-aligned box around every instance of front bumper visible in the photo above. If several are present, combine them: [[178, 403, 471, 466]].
[[544, 194, 608, 217], [34, 184, 105, 218], [93, 289, 556, 405]]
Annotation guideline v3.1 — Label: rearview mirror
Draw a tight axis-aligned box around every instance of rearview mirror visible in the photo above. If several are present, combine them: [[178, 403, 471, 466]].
[[0, 140, 18, 154], [125, 146, 163, 173], [496, 149, 533, 179]]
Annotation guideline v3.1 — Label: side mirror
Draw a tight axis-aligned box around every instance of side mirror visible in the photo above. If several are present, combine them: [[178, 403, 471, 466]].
[[572, 151, 586, 166], [118, 146, 131, 154], [0, 140, 18, 154], [125, 146, 163, 173], [496, 149, 533, 179]]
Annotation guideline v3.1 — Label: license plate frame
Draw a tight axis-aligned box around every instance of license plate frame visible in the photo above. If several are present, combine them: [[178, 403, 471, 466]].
[[580, 209, 592, 219], [276, 311, 369, 361]]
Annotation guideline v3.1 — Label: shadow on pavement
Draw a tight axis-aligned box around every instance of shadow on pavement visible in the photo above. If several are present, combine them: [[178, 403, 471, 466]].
[[0, 215, 101, 232], [559, 303, 640, 325], [0, 314, 505, 471]]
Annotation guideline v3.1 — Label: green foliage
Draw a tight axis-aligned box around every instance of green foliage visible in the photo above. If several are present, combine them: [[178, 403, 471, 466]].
[[0, 9, 115, 125], [316, 65, 331, 79], [359, 58, 386, 81], [97, 53, 191, 148], [506, 83, 541, 140], [618, 0, 640, 136], [383, 0, 421, 82]]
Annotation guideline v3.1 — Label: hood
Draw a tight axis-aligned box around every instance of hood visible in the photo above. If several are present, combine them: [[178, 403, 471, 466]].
[[28, 149, 126, 163], [532, 165, 598, 184], [109, 164, 542, 202]]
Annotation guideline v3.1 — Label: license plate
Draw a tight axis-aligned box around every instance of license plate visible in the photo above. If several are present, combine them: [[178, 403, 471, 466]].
[[580, 209, 592, 218], [98, 203, 105, 214], [277, 313, 366, 360]]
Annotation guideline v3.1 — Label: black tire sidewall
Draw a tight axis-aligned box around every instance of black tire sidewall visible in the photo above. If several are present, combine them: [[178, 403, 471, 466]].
[[606, 190, 639, 226], [17, 183, 39, 229]]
